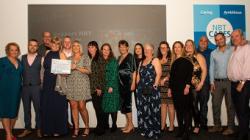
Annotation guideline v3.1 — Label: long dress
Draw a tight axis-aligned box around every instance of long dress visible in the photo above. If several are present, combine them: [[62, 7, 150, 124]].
[[0, 57, 23, 119], [65, 55, 92, 101], [41, 51, 68, 135], [102, 58, 120, 113], [136, 59, 161, 139], [118, 53, 136, 114]]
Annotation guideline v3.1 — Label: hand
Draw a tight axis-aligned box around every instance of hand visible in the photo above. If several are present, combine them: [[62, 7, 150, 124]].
[[236, 82, 244, 92], [210, 84, 215, 93], [160, 79, 165, 86], [167, 88, 172, 97], [184, 85, 190, 95], [195, 82, 203, 91], [130, 83, 136, 91], [108, 87, 113, 93], [71, 64, 77, 70], [96, 89, 102, 96]]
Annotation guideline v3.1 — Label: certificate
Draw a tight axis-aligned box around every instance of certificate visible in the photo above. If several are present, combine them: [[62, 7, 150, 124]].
[[51, 59, 71, 74]]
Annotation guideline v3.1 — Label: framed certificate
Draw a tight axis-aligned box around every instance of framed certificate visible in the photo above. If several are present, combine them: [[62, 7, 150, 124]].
[[51, 59, 71, 74]]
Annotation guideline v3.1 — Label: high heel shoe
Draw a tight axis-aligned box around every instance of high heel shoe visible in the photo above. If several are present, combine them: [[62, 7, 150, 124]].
[[122, 127, 135, 134], [192, 127, 200, 135], [82, 128, 89, 137], [168, 126, 175, 133], [161, 126, 167, 132], [72, 129, 79, 138]]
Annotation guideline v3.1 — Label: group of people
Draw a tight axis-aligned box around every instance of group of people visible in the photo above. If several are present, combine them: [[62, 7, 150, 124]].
[[0, 29, 249, 140]]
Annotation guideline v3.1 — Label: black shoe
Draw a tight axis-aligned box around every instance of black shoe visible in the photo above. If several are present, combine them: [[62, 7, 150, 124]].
[[94, 128, 105, 136], [182, 132, 190, 140], [110, 125, 117, 133], [175, 131, 184, 137]]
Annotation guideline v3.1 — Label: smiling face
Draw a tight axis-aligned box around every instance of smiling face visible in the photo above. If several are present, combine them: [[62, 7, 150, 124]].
[[63, 37, 71, 49], [215, 34, 226, 48], [144, 44, 154, 58], [199, 36, 208, 51], [160, 43, 169, 56], [185, 40, 195, 55], [88, 45, 97, 58], [28, 41, 39, 54], [72, 42, 82, 54], [173, 42, 183, 57], [135, 45, 143, 56], [43, 32, 52, 46], [119, 44, 129, 55], [7, 44, 20, 58], [231, 30, 244, 47], [102, 45, 111, 59]]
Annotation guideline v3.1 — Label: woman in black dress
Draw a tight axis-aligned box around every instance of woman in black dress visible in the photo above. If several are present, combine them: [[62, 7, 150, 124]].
[[168, 41, 193, 140], [134, 43, 145, 69], [118, 40, 136, 133], [41, 37, 68, 137]]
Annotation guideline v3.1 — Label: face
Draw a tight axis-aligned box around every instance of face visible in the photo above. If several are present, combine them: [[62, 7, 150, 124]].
[[63, 37, 71, 49], [173, 43, 183, 56], [185, 41, 194, 54], [72, 42, 81, 54], [231, 30, 244, 46], [119, 44, 129, 55], [8, 45, 19, 58], [51, 42, 60, 51], [43, 32, 52, 45], [102, 45, 111, 59], [135, 45, 142, 56], [144, 45, 154, 58], [88, 45, 97, 58], [28, 41, 38, 54], [160, 44, 169, 56], [215, 34, 226, 48], [199, 36, 208, 51]]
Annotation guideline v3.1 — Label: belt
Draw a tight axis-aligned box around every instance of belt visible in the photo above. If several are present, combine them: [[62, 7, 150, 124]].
[[214, 78, 228, 82], [23, 83, 41, 87]]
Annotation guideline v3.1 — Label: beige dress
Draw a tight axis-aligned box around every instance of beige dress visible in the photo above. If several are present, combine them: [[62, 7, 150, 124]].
[[65, 55, 92, 101]]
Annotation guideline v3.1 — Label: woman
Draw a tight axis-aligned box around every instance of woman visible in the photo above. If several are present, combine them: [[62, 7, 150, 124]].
[[157, 41, 175, 132], [184, 39, 207, 134], [88, 41, 109, 135], [101, 43, 120, 132], [41, 37, 68, 137], [66, 40, 92, 137], [136, 43, 162, 139], [168, 41, 193, 140], [0, 43, 22, 140], [118, 40, 136, 133]]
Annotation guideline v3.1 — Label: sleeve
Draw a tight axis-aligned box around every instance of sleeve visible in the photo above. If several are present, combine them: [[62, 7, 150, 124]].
[[242, 45, 250, 80], [85, 56, 91, 73], [107, 58, 118, 88], [131, 54, 136, 72], [209, 52, 215, 84], [185, 60, 193, 86], [0, 59, 4, 79]]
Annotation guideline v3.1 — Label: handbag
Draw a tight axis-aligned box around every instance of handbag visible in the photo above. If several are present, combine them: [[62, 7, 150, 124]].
[[142, 85, 154, 95]]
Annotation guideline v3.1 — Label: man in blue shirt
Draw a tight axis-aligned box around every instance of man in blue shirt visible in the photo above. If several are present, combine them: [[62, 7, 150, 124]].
[[208, 33, 235, 135], [197, 36, 212, 130]]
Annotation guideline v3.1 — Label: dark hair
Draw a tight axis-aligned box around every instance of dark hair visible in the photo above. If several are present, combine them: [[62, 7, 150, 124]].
[[133, 43, 145, 59], [101, 43, 115, 61], [214, 32, 225, 38], [157, 41, 171, 59], [5, 42, 21, 56], [87, 41, 100, 61], [29, 39, 39, 45], [118, 40, 129, 47]]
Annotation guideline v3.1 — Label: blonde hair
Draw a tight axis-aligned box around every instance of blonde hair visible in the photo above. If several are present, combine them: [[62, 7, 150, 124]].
[[184, 39, 197, 56], [72, 40, 83, 55], [171, 41, 184, 63], [51, 37, 62, 51], [5, 42, 21, 57]]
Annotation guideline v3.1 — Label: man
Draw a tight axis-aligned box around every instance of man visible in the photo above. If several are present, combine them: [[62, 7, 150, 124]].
[[196, 36, 212, 130], [18, 39, 43, 138], [208, 33, 235, 135], [228, 29, 250, 140], [38, 31, 52, 56]]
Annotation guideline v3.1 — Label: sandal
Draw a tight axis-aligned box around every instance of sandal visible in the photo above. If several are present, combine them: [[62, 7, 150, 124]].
[[72, 129, 79, 138], [82, 128, 89, 137]]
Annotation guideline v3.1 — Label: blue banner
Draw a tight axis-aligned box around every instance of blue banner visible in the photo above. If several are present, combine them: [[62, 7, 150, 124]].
[[194, 5, 245, 49]]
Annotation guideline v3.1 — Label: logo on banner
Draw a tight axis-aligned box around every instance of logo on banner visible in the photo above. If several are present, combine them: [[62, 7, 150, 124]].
[[206, 18, 233, 45]]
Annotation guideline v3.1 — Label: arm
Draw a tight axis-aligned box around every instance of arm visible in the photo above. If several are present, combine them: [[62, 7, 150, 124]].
[[107, 59, 118, 93], [130, 55, 137, 91], [184, 60, 193, 95], [196, 53, 207, 91], [152, 58, 162, 87], [209, 52, 215, 92]]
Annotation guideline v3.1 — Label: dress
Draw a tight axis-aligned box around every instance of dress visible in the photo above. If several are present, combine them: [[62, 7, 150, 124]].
[[41, 51, 68, 135], [102, 58, 120, 113], [159, 58, 172, 104], [65, 55, 92, 101], [118, 53, 136, 114], [0, 57, 23, 119], [136, 59, 161, 139]]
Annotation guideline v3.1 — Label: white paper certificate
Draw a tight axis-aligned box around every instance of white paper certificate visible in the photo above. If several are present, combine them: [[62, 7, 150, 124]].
[[51, 59, 71, 74]]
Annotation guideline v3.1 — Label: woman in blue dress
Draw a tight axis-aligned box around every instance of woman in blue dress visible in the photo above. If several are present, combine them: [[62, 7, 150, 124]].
[[40, 37, 68, 137], [0, 42, 23, 140], [136, 43, 162, 139]]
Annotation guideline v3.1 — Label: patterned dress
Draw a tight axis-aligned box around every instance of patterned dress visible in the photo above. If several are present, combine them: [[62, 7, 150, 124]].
[[65, 55, 92, 101], [159, 58, 173, 104], [102, 58, 120, 113], [136, 59, 161, 139]]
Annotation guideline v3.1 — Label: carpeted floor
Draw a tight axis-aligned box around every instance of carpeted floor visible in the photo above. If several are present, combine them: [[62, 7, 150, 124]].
[[0, 127, 248, 140]]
